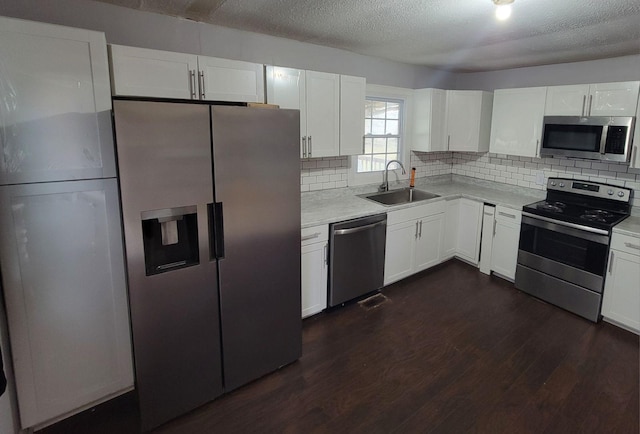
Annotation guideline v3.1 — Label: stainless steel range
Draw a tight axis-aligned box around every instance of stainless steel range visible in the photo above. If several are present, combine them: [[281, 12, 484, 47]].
[[515, 177, 632, 322]]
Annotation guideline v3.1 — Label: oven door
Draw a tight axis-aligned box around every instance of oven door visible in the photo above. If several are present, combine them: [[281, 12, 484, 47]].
[[517, 214, 610, 292]]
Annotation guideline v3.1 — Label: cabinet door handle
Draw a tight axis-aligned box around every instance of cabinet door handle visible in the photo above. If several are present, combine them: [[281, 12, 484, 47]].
[[419, 220, 423, 238], [309, 136, 312, 157], [624, 242, 640, 250], [301, 232, 320, 241], [324, 244, 328, 265], [362, 136, 366, 154], [581, 95, 586, 116], [189, 70, 196, 99], [498, 211, 516, 219], [199, 71, 205, 99], [415, 221, 419, 239], [302, 136, 307, 158], [632, 146, 638, 167], [493, 219, 497, 237], [447, 135, 450, 148], [608, 251, 614, 274], [587, 95, 593, 115]]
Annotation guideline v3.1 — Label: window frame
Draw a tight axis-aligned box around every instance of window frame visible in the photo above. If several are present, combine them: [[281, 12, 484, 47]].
[[348, 84, 413, 187]]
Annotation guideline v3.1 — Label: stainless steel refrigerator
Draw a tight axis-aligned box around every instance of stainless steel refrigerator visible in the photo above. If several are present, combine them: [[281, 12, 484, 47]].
[[112, 100, 302, 430]]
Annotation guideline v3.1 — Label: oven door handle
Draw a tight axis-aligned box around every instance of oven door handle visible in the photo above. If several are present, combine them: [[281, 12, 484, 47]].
[[521, 212, 610, 244]]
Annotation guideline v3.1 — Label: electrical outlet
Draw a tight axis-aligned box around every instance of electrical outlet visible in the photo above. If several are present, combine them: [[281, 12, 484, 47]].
[[535, 171, 545, 185]]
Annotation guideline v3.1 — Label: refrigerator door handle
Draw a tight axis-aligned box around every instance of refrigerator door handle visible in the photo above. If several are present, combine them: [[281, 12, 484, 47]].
[[209, 202, 225, 259]]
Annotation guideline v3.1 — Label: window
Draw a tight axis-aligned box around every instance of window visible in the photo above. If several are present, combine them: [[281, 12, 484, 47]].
[[357, 98, 403, 173]]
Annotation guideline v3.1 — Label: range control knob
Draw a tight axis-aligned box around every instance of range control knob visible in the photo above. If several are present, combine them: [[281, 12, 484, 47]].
[[550, 181, 557, 186], [608, 189, 614, 195], [618, 191, 625, 197], [559, 182, 565, 188]]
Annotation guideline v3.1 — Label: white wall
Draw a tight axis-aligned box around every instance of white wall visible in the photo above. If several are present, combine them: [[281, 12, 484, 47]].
[[0, 0, 455, 89], [455, 54, 640, 91]]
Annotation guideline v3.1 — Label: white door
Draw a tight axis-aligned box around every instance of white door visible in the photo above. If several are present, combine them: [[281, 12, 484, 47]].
[[412, 88, 447, 152], [544, 84, 590, 115], [305, 71, 340, 158], [265, 66, 307, 157], [197, 56, 264, 103], [0, 18, 115, 185], [414, 214, 444, 272], [588, 81, 640, 116], [456, 199, 482, 265], [339, 75, 366, 156], [602, 249, 640, 333], [489, 87, 547, 158], [0, 180, 133, 428], [447, 91, 480, 152], [441, 199, 459, 260], [301, 242, 328, 318], [109, 44, 198, 99], [384, 220, 417, 285]]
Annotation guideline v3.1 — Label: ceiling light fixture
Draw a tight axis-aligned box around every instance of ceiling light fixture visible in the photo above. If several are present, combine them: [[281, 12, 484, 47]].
[[493, 0, 514, 21]]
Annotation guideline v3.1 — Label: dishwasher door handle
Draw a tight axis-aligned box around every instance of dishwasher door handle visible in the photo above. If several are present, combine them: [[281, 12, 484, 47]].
[[333, 220, 386, 236]]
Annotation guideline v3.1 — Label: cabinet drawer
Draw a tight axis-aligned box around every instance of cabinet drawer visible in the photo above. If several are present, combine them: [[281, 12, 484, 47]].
[[495, 206, 522, 225], [387, 200, 445, 225], [301, 225, 328, 246], [611, 233, 640, 257]]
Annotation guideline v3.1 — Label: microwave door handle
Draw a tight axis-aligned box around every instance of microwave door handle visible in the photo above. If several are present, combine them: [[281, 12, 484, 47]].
[[599, 125, 608, 155]]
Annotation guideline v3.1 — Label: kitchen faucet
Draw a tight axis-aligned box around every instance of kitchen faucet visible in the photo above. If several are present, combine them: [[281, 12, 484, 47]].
[[379, 160, 406, 192]]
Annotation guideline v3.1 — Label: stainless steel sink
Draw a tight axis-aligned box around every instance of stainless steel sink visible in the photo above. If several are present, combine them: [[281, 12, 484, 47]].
[[359, 188, 440, 206]]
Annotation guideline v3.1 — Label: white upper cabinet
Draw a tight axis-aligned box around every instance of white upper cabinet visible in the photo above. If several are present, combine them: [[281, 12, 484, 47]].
[[489, 87, 547, 158], [339, 75, 366, 156], [306, 71, 340, 158], [266, 66, 354, 158], [109, 45, 264, 103], [446, 90, 493, 152], [545, 81, 640, 116], [412, 89, 492, 153], [0, 16, 115, 185], [412, 88, 447, 152]]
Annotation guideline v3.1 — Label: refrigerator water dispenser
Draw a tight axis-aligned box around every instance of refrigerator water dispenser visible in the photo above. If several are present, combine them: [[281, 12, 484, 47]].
[[141, 206, 199, 275]]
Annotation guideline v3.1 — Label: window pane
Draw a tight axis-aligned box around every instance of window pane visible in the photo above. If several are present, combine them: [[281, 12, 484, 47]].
[[364, 118, 372, 135], [357, 155, 372, 172], [385, 120, 399, 135], [365, 100, 374, 118], [371, 119, 385, 135], [373, 138, 386, 153], [387, 138, 398, 153], [364, 138, 373, 154], [386, 102, 400, 119], [372, 101, 386, 119], [372, 154, 387, 171], [386, 154, 399, 165]]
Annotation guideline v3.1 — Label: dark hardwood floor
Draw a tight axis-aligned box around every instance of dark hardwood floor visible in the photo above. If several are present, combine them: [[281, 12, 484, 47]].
[[41, 260, 639, 433]]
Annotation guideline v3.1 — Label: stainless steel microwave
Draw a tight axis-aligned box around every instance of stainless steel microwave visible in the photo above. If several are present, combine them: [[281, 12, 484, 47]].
[[540, 116, 635, 163]]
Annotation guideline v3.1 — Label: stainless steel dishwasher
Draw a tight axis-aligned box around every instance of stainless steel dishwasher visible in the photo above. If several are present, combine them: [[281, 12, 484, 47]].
[[328, 213, 387, 307]]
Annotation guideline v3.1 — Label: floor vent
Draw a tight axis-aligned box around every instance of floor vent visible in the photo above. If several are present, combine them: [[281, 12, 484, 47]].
[[358, 293, 389, 310]]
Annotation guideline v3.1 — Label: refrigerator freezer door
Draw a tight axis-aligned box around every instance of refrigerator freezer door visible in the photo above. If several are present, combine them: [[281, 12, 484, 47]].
[[113, 100, 222, 430], [0, 17, 115, 185], [212, 106, 302, 391], [0, 179, 133, 428]]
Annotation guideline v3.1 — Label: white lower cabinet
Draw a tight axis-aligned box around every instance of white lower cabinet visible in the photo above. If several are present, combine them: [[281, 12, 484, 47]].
[[455, 198, 483, 265], [384, 201, 445, 285], [442, 198, 460, 260], [490, 206, 522, 281], [301, 225, 328, 318], [602, 233, 640, 334]]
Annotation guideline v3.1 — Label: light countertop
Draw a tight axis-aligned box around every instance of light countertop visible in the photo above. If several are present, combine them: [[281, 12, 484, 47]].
[[613, 216, 640, 239], [301, 175, 545, 228]]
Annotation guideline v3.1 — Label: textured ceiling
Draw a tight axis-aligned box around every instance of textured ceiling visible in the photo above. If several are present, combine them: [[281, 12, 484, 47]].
[[93, 0, 640, 72]]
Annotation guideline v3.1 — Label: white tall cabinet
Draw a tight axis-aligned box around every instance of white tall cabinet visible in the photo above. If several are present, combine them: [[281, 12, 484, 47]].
[[489, 87, 547, 158], [545, 81, 640, 116], [109, 44, 265, 103], [602, 233, 640, 334], [0, 17, 133, 430]]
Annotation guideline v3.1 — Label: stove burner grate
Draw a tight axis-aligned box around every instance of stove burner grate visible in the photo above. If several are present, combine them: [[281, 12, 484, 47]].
[[536, 201, 567, 214]]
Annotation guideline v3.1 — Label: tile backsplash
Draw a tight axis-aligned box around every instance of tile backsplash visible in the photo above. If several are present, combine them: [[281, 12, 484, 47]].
[[300, 152, 640, 212]]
